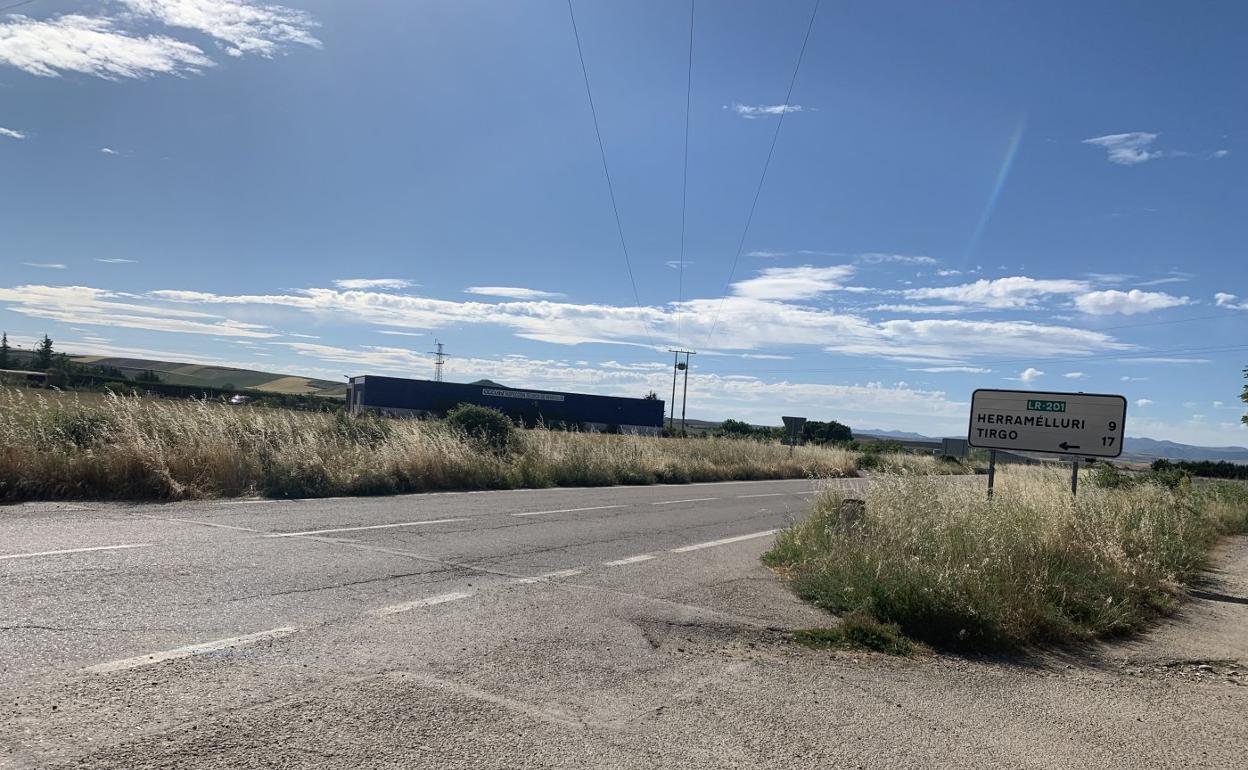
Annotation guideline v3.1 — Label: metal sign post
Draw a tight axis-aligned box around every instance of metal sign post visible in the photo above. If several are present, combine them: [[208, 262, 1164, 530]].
[[987, 450, 997, 500], [1071, 459, 1079, 497], [781, 416, 806, 457]]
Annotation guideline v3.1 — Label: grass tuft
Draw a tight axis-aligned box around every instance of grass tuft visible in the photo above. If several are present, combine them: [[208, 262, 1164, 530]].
[[793, 611, 914, 656], [765, 467, 1248, 651]]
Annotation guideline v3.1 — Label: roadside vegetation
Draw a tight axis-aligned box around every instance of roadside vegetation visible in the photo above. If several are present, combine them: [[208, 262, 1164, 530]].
[[0, 388, 965, 502], [765, 465, 1248, 651]]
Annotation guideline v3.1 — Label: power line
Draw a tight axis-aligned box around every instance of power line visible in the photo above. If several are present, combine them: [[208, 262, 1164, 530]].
[[0, 1, 39, 14], [675, 0, 695, 349], [702, 0, 822, 351], [566, 0, 656, 347]]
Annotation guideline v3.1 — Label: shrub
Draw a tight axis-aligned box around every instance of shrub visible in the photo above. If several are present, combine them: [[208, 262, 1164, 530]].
[[793, 612, 914, 656], [328, 410, 393, 448], [765, 467, 1248, 650], [445, 404, 517, 454]]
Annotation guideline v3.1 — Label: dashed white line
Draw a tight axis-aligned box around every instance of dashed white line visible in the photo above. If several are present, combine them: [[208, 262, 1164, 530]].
[[83, 627, 297, 674], [603, 554, 655, 566], [509, 568, 583, 585], [0, 543, 151, 561], [371, 591, 474, 616], [737, 493, 786, 499], [264, 518, 468, 538], [156, 517, 261, 533], [651, 497, 719, 505], [511, 505, 624, 518], [670, 529, 779, 553]]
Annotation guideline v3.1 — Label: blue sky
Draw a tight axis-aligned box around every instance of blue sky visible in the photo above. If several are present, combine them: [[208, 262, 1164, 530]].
[[1, 0, 1245, 444]]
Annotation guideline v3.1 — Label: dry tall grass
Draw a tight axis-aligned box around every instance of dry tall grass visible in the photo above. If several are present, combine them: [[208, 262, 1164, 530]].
[[765, 465, 1248, 649], [0, 389, 871, 502]]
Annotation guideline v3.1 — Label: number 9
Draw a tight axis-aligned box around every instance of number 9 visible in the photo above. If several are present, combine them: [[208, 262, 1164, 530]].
[[1108, 421, 1117, 431]]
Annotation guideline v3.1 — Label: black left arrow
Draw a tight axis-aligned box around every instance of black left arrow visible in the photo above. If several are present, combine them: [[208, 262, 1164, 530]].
[[1059, 441, 1081, 451]]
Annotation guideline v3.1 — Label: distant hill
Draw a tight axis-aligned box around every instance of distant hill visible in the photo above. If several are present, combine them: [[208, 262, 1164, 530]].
[[1117, 437, 1248, 464], [7, 349, 346, 398], [857, 428, 1248, 464]]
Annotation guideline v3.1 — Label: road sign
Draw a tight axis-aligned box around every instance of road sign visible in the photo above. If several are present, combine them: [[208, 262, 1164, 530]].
[[967, 389, 1127, 458], [781, 416, 806, 456]]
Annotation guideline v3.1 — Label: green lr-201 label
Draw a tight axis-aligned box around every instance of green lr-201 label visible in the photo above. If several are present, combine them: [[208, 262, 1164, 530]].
[[1026, 399, 1067, 413]]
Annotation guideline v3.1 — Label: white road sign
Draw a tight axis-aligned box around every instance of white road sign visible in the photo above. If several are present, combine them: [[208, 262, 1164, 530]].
[[968, 389, 1127, 458]]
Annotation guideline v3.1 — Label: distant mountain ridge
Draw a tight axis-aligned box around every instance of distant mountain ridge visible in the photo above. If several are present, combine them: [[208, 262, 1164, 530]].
[[857, 429, 1248, 464]]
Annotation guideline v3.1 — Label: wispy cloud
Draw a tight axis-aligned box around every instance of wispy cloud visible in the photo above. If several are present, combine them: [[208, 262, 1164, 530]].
[[728, 103, 804, 119], [1136, 398, 1153, 408], [1215, 292, 1248, 310], [1018, 367, 1044, 383], [333, 278, 415, 291], [664, 260, 694, 269], [855, 253, 938, 266], [1063, 372, 1087, 379], [377, 330, 423, 338], [1211, 149, 1230, 159], [22, 262, 66, 269], [0, 1, 320, 80], [96, 257, 137, 264], [910, 366, 992, 374], [99, 147, 118, 155], [464, 286, 565, 300], [1082, 132, 1163, 165], [730, 265, 854, 300], [1073, 289, 1189, 315], [0, 14, 213, 78], [904, 276, 1089, 309], [120, 0, 322, 58], [0, 126, 25, 140], [867, 304, 968, 315]]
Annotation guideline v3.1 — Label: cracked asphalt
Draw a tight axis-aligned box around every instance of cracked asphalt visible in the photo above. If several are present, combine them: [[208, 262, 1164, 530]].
[[2, 476, 1246, 768]]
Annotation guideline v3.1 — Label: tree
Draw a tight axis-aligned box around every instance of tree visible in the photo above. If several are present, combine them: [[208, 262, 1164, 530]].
[[0, 332, 9, 370], [34, 335, 54, 370], [136, 369, 162, 383], [1242, 367, 1247, 428], [643, 391, 659, 400]]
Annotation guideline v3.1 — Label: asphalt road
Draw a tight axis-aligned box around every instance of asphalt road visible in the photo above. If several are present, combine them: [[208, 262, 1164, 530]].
[[2, 476, 1245, 769]]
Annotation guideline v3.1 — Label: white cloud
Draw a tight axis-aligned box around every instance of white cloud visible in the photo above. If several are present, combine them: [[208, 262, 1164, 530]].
[[96, 257, 137, 264], [1063, 372, 1087, 379], [100, 147, 118, 155], [1082, 132, 1162, 165], [1136, 398, 1153, 408], [910, 366, 992, 374], [464, 286, 565, 300], [855, 253, 938, 266], [0, 284, 276, 338], [1120, 375, 1148, 382], [22, 262, 66, 269], [730, 265, 854, 300], [746, 250, 785, 258], [1182, 401, 1197, 409], [1211, 150, 1230, 159], [0, 126, 25, 139], [333, 278, 415, 291], [904, 276, 1089, 309], [1019, 367, 1044, 383], [0, 14, 213, 78], [1214, 292, 1248, 310], [729, 103, 803, 119], [867, 304, 967, 315], [664, 260, 694, 269], [1073, 289, 1189, 315], [377, 330, 423, 338], [935, 269, 961, 277], [120, 0, 321, 58]]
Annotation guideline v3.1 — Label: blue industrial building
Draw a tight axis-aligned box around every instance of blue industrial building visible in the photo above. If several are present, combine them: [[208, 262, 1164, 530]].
[[347, 376, 665, 433]]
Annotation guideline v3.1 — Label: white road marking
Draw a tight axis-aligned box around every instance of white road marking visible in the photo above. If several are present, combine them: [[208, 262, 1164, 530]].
[[83, 627, 297, 674], [0, 543, 151, 561], [651, 497, 719, 505], [511, 505, 624, 518], [371, 591, 474, 616], [670, 529, 779, 553], [157, 517, 261, 533], [603, 554, 655, 566], [264, 518, 468, 538], [539, 569, 583, 579], [737, 493, 786, 499], [509, 568, 583, 585], [216, 499, 278, 506]]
